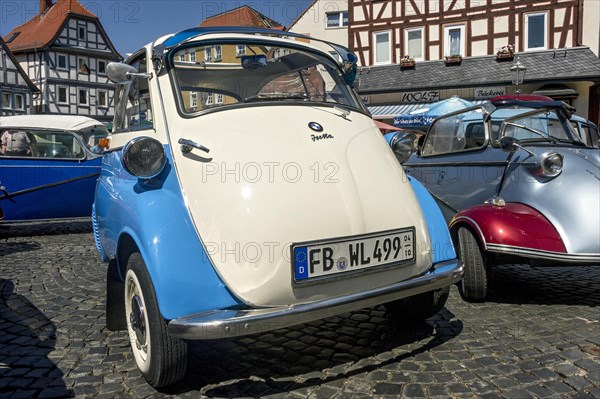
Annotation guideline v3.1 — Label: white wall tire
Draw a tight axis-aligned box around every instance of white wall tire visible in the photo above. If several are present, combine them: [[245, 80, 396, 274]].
[[124, 252, 187, 387]]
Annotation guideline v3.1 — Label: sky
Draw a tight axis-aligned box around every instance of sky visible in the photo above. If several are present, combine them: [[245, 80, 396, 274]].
[[0, 0, 314, 55]]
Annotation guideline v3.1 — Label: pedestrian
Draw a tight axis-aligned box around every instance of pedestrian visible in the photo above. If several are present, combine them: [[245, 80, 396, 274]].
[[1, 129, 34, 156]]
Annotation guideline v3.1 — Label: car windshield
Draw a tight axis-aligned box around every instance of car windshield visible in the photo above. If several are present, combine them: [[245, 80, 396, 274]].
[[497, 107, 578, 143], [171, 42, 363, 114]]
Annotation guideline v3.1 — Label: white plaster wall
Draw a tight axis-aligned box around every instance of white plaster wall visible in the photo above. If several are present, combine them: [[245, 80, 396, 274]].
[[583, 0, 600, 55], [289, 0, 348, 47]]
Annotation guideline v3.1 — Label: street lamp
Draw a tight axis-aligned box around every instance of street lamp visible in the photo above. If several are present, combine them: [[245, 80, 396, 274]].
[[510, 57, 527, 94]]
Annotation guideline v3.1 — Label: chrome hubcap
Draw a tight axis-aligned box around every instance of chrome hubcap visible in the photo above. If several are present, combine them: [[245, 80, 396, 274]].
[[129, 294, 146, 347]]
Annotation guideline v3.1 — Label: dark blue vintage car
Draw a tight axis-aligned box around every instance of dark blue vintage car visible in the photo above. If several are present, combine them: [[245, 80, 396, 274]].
[[0, 115, 107, 221]]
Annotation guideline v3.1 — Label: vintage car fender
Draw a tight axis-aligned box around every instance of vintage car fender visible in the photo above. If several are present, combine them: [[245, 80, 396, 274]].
[[93, 147, 241, 320], [449, 203, 571, 261], [408, 177, 456, 264]]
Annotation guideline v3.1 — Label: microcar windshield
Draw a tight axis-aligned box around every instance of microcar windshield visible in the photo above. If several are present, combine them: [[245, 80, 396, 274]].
[[170, 42, 364, 114], [497, 107, 578, 143]]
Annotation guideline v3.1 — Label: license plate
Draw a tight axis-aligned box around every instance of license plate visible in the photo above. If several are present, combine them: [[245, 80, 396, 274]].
[[292, 228, 415, 284]]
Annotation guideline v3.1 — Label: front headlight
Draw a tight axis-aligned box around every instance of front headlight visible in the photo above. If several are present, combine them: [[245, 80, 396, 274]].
[[540, 152, 564, 177], [122, 137, 167, 178]]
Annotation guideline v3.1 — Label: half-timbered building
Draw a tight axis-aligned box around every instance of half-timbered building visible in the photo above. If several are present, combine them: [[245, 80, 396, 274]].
[[350, 0, 600, 123], [0, 37, 38, 116], [4, 0, 121, 123]]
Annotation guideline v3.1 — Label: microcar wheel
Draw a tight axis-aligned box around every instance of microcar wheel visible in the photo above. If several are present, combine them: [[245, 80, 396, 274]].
[[457, 227, 488, 302], [124, 252, 187, 387], [384, 286, 450, 321]]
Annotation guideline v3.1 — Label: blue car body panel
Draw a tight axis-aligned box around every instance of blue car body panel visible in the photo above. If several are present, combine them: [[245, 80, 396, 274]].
[[408, 176, 457, 263], [0, 157, 101, 220], [94, 145, 240, 320]]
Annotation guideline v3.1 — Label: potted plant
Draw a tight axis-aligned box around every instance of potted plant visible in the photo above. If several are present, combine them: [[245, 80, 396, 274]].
[[496, 44, 515, 60], [400, 55, 415, 68], [445, 54, 462, 64]]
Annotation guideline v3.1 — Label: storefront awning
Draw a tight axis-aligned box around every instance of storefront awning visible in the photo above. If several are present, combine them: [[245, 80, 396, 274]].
[[369, 103, 428, 119], [368, 100, 487, 119]]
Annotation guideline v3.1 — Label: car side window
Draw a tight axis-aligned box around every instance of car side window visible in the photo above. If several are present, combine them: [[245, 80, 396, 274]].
[[30, 130, 85, 159], [421, 111, 486, 157], [113, 52, 153, 132]]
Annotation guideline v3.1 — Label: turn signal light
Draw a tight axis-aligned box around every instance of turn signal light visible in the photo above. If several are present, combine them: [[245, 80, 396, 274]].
[[98, 137, 110, 150]]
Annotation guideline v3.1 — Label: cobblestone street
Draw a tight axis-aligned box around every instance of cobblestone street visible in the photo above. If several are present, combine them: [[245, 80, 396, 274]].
[[0, 220, 599, 398]]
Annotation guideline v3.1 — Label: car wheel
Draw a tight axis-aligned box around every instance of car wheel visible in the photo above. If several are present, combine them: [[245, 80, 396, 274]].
[[457, 227, 488, 302], [124, 252, 187, 387], [384, 286, 450, 321]]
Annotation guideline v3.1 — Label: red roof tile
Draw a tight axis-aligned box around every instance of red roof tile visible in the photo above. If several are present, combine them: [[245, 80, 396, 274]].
[[4, 0, 98, 53], [199, 5, 284, 29]]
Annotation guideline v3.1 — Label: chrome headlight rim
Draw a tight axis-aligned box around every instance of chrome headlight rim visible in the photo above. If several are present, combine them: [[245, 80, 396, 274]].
[[122, 136, 167, 179], [539, 151, 564, 178]]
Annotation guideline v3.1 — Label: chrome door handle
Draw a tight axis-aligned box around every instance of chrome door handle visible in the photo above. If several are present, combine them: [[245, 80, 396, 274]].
[[178, 138, 210, 154]]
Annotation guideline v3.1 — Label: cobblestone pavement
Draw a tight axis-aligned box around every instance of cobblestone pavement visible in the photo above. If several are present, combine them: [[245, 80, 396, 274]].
[[0, 220, 599, 399]]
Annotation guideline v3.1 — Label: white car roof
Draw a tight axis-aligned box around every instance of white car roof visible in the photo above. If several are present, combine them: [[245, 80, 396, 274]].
[[0, 115, 105, 131]]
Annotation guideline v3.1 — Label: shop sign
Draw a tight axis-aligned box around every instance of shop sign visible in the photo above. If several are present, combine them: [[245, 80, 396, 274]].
[[474, 86, 506, 99], [399, 91, 440, 103]]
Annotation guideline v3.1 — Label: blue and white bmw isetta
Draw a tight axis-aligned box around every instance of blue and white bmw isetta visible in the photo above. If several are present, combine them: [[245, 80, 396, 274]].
[[93, 27, 462, 387]]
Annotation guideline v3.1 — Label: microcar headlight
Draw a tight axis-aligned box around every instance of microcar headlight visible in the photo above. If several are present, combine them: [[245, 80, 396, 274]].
[[539, 152, 564, 177], [122, 137, 167, 178]]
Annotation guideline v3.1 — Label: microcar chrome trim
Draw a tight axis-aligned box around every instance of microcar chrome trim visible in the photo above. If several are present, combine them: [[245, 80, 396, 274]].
[[486, 244, 600, 263], [167, 259, 463, 340], [178, 138, 210, 154], [449, 215, 488, 249], [121, 136, 167, 179]]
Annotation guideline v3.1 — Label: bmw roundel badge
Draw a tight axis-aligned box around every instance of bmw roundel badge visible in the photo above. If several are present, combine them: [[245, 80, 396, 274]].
[[308, 122, 323, 132]]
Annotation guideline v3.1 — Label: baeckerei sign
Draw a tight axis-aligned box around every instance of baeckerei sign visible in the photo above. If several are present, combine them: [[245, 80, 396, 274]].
[[473, 86, 506, 99]]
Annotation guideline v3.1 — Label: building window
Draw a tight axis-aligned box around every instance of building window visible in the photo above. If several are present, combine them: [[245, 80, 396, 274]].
[[179, 52, 186, 62], [525, 12, 548, 50], [206, 94, 213, 106], [326, 12, 349, 28], [78, 88, 89, 106], [78, 23, 87, 41], [444, 25, 465, 57], [78, 57, 90, 74], [97, 90, 108, 108], [214, 45, 222, 61], [236, 45, 246, 56], [405, 27, 424, 61], [57, 54, 67, 70], [374, 31, 391, 65], [1, 92, 12, 109], [57, 86, 68, 104], [204, 47, 212, 62], [14, 94, 24, 110], [190, 92, 198, 108], [98, 60, 106, 74], [189, 50, 196, 63], [216, 93, 223, 104]]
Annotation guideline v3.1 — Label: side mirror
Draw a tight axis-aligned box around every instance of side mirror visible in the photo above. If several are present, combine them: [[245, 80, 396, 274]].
[[499, 136, 519, 152], [106, 62, 151, 84]]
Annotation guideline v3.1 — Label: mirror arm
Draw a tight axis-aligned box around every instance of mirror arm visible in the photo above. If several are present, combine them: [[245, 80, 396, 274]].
[[126, 72, 152, 80]]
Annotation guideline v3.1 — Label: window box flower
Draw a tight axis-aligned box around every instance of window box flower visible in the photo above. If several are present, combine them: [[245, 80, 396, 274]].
[[496, 44, 515, 60], [444, 54, 462, 64], [400, 55, 415, 68]]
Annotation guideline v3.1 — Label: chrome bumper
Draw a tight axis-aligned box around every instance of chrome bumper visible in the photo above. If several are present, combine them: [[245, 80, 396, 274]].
[[168, 259, 463, 340]]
